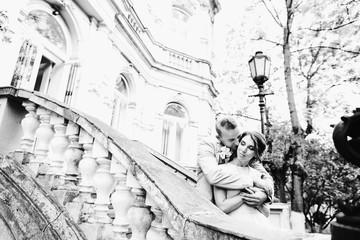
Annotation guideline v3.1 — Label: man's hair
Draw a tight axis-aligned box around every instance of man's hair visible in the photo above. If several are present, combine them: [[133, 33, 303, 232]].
[[215, 116, 238, 137]]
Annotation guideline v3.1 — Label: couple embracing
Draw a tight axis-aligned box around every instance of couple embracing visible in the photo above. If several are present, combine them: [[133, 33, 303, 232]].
[[196, 116, 274, 227]]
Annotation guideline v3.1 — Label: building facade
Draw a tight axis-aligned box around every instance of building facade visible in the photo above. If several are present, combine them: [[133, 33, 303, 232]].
[[0, 0, 220, 171]]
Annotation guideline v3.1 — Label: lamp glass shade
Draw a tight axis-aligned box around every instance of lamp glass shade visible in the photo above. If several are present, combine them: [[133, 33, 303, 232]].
[[248, 51, 271, 82]]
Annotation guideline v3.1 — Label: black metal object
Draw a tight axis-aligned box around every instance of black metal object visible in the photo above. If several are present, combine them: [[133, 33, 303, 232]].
[[331, 108, 360, 239], [248, 90, 274, 135], [333, 108, 360, 168]]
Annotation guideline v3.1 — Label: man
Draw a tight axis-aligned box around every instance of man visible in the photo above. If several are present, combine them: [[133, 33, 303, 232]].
[[196, 116, 274, 207]]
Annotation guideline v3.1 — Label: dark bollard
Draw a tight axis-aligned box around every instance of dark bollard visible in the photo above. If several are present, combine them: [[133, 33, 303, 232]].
[[332, 108, 360, 240]]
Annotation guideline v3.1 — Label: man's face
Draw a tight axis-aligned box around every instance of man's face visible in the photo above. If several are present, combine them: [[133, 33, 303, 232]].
[[218, 127, 241, 151]]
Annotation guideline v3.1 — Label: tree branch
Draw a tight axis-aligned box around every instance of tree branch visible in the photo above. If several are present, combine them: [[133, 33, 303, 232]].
[[307, 47, 328, 80], [303, 19, 359, 32], [260, 0, 284, 28], [250, 36, 284, 47], [293, 46, 360, 55], [314, 79, 357, 104]]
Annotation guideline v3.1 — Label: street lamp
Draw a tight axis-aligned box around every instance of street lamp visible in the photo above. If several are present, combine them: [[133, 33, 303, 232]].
[[248, 51, 271, 134]]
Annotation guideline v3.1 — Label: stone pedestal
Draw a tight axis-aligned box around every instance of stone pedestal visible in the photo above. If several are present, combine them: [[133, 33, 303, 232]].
[[331, 214, 360, 240], [331, 222, 360, 240]]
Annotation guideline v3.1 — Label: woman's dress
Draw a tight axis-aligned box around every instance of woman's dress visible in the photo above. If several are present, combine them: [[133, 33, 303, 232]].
[[221, 166, 296, 239], [228, 198, 271, 226], [226, 166, 271, 226]]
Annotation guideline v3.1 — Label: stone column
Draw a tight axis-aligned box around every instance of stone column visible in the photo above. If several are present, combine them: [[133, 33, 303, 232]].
[[78, 129, 97, 204], [127, 170, 153, 240], [92, 140, 115, 224], [33, 107, 54, 163], [49, 115, 69, 176], [50, 122, 83, 210], [163, 215, 182, 240], [28, 107, 54, 176], [146, 195, 172, 240], [110, 156, 132, 239], [20, 101, 39, 152], [61, 121, 83, 189]]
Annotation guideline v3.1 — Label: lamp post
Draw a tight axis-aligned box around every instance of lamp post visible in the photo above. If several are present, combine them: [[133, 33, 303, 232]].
[[248, 51, 272, 135]]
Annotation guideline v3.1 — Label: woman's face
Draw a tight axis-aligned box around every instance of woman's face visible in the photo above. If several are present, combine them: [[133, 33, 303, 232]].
[[236, 135, 255, 166]]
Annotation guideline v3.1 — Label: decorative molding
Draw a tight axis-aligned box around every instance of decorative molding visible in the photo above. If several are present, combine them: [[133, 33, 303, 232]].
[[114, 2, 217, 79]]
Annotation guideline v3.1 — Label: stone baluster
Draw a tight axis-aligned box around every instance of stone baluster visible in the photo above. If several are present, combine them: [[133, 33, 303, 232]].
[[78, 129, 97, 204], [27, 107, 53, 177], [127, 170, 153, 240], [33, 107, 54, 164], [92, 140, 115, 224], [49, 114, 69, 176], [61, 121, 83, 189], [20, 101, 39, 152], [146, 196, 172, 240], [163, 215, 182, 240], [110, 156, 132, 239]]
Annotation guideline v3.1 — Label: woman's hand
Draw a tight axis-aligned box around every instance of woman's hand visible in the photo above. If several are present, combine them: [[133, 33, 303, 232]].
[[241, 188, 267, 207]]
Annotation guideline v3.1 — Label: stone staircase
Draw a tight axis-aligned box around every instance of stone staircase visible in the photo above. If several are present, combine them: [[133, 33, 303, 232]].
[[0, 87, 299, 240]]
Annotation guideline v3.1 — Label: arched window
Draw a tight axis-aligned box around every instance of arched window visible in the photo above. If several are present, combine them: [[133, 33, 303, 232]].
[[172, 7, 190, 23], [12, 5, 72, 102], [25, 9, 67, 53], [162, 102, 189, 163], [111, 75, 130, 134], [170, 5, 191, 47], [115, 75, 129, 97]]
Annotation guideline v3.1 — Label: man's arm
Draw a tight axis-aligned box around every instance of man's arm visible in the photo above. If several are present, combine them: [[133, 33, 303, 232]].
[[197, 138, 252, 189], [250, 161, 274, 202]]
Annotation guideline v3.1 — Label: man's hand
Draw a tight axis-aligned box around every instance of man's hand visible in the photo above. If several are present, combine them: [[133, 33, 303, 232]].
[[241, 188, 267, 207], [253, 178, 272, 197]]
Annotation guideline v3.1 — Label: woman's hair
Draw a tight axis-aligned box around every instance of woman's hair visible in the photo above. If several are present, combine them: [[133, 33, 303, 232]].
[[239, 131, 267, 163]]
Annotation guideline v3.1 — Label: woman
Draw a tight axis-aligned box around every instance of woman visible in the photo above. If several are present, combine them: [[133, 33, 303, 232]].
[[213, 131, 271, 225]]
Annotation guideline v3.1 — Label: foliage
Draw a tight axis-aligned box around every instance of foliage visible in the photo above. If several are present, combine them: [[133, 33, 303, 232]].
[[303, 137, 360, 233], [215, 0, 360, 131], [215, 0, 360, 223], [292, 0, 360, 134], [0, 10, 12, 43], [263, 121, 292, 203], [264, 123, 360, 233]]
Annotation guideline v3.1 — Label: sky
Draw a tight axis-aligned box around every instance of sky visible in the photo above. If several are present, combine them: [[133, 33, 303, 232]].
[[212, 0, 359, 138], [212, 0, 290, 131]]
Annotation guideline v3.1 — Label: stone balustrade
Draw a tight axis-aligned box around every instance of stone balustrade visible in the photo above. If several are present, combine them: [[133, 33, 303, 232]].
[[0, 87, 296, 240]]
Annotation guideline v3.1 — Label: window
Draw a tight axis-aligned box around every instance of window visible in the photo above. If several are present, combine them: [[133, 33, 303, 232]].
[[115, 75, 129, 97], [169, 6, 191, 47], [33, 56, 54, 93], [162, 103, 189, 163], [25, 9, 66, 53], [15, 6, 72, 100], [111, 75, 130, 134], [172, 7, 190, 23]]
